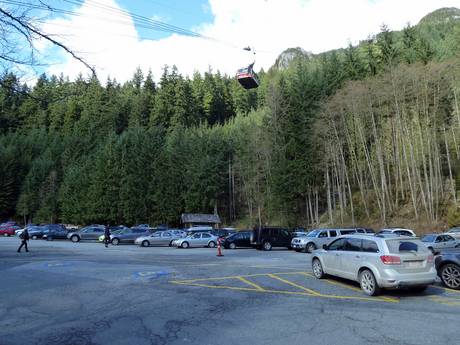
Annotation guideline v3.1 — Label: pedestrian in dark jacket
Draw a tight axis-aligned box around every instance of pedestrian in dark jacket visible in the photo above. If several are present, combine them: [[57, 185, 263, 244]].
[[104, 226, 111, 248], [17, 228, 30, 253]]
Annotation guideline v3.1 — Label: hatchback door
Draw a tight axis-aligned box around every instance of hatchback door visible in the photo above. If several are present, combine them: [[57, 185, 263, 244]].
[[385, 239, 433, 274]]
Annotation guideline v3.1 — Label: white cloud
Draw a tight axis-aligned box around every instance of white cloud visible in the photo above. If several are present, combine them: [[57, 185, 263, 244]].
[[40, 0, 460, 83]]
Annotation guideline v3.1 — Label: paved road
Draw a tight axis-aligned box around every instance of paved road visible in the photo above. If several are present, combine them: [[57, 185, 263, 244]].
[[1, 237, 459, 345]]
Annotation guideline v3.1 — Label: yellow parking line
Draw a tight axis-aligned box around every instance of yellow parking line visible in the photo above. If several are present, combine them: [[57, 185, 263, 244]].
[[237, 276, 266, 291], [267, 274, 321, 296], [430, 285, 460, 294], [171, 271, 309, 284], [323, 278, 399, 303], [170, 281, 396, 303], [429, 295, 460, 306]]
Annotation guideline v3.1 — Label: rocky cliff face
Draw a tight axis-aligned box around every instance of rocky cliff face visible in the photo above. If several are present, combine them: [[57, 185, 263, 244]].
[[418, 7, 460, 25], [273, 47, 312, 70]]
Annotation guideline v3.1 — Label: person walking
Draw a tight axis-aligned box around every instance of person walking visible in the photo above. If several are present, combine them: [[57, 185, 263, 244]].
[[104, 226, 111, 248], [17, 228, 30, 253]]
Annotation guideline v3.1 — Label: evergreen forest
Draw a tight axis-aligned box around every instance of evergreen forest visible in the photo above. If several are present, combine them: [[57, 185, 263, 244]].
[[1, 7, 460, 230]]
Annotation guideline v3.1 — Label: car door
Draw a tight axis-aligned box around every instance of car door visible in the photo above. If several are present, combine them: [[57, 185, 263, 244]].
[[279, 229, 291, 247], [160, 232, 172, 245], [433, 235, 444, 251], [323, 238, 347, 275], [189, 233, 202, 247], [341, 238, 363, 280], [316, 230, 330, 248], [201, 233, 213, 247], [443, 235, 457, 249], [147, 232, 160, 245]]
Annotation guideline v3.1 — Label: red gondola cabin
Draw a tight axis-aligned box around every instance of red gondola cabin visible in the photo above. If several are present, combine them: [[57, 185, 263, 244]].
[[236, 63, 259, 89]]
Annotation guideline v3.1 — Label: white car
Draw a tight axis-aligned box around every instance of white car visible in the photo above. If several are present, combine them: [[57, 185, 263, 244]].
[[312, 235, 436, 296], [173, 232, 219, 249], [447, 227, 460, 240], [376, 228, 416, 237]]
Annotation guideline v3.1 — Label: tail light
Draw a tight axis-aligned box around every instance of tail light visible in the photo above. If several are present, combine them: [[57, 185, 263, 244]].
[[380, 255, 401, 265], [427, 255, 434, 263]]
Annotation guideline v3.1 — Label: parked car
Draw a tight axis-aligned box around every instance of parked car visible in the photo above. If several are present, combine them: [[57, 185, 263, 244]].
[[173, 232, 219, 249], [110, 227, 152, 245], [42, 224, 70, 240], [421, 234, 458, 254], [135, 230, 186, 247], [186, 226, 213, 234], [446, 227, 460, 240], [98, 227, 127, 242], [312, 235, 436, 296], [0, 224, 20, 237], [223, 231, 252, 249], [67, 226, 105, 242], [376, 228, 416, 237], [211, 228, 237, 239], [0, 221, 18, 227], [435, 249, 460, 290], [295, 228, 368, 253], [28, 226, 47, 240], [250, 226, 292, 251]]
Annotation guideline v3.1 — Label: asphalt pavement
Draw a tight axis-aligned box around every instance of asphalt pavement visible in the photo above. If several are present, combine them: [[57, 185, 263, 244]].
[[0, 237, 459, 345]]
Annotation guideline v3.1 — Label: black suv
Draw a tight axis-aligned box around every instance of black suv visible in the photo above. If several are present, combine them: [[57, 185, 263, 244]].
[[250, 226, 293, 251]]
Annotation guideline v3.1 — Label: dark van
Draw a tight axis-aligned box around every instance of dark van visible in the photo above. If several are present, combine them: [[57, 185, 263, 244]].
[[250, 226, 293, 251]]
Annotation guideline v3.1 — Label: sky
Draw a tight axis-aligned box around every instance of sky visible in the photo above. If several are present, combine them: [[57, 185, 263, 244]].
[[32, 0, 460, 83]]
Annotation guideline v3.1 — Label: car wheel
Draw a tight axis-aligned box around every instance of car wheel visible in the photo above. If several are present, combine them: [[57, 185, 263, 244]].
[[3, 233, 8, 237], [208, 241, 216, 248], [141, 240, 150, 247], [229, 242, 236, 249], [169, 241, 174, 247], [32, 235, 38, 240], [294, 249, 300, 252], [440, 264, 460, 290], [306, 243, 316, 253], [359, 269, 381, 296], [312, 258, 325, 279], [71, 235, 80, 243], [263, 241, 272, 251], [112, 238, 120, 246], [181, 241, 189, 249]]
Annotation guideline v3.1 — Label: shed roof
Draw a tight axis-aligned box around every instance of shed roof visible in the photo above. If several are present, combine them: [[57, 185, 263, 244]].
[[180, 213, 221, 224]]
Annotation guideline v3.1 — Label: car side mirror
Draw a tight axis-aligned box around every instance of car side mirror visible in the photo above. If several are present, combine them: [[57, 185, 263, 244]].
[[322, 244, 328, 250]]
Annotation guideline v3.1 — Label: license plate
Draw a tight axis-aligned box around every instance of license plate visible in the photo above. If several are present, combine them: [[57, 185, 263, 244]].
[[405, 261, 423, 268]]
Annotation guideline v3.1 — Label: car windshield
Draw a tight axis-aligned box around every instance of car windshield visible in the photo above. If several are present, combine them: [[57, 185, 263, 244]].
[[307, 230, 320, 237], [421, 235, 436, 242]]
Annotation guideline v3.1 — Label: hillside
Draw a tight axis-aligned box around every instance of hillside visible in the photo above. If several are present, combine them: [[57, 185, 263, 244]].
[[0, 7, 460, 230]]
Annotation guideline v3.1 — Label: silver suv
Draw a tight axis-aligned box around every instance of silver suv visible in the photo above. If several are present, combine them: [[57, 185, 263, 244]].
[[293, 228, 369, 253], [311, 235, 436, 296]]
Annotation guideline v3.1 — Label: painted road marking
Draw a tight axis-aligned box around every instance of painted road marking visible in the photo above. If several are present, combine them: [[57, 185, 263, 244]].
[[267, 274, 320, 296], [134, 271, 170, 279], [171, 280, 394, 302], [237, 276, 266, 291], [170, 272, 398, 303]]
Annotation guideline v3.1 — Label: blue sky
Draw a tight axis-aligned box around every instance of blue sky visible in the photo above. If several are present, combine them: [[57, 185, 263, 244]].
[[26, 0, 460, 83], [48, 0, 213, 40]]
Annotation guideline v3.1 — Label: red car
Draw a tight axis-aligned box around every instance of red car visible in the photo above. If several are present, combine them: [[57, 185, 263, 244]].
[[0, 225, 20, 237]]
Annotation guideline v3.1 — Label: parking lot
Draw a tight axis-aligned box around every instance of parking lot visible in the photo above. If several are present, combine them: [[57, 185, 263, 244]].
[[1, 237, 460, 345]]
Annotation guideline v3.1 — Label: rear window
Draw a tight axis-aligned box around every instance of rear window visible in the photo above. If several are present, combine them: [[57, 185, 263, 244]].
[[386, 239, 429, 254]]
